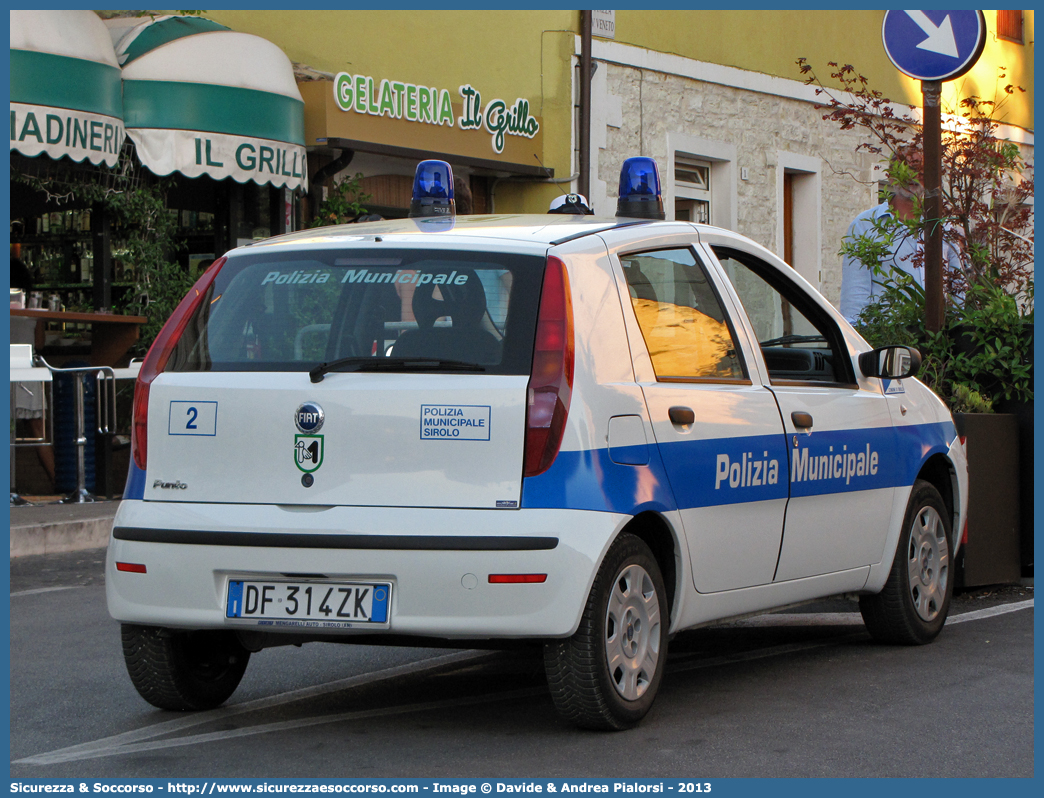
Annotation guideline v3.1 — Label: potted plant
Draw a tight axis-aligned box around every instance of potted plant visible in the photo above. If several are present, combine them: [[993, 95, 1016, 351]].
[[855, 278, 1030, 586], [309, 172, 372, 227]]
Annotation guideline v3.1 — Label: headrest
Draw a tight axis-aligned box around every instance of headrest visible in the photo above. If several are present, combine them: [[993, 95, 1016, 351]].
[[412, 269, 487, 329]]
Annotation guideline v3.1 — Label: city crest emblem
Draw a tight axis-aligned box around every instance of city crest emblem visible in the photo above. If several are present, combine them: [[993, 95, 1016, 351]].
[[294, 434, 324, 473]]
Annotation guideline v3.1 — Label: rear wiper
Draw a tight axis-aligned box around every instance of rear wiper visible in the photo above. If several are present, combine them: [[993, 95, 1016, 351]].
[[310, 357, 486, 383], [759, 334, 827, 348]]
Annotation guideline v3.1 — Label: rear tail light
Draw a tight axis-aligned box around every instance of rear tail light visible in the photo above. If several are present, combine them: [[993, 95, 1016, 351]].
[[130, 380, 150, 471], [116, 562, 147, 574], [131, 257, 227, 471], [524, 255, 574, 477]]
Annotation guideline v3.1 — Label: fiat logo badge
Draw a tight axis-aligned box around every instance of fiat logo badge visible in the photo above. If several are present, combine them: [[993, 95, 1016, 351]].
[[295, 402, 325, 433]]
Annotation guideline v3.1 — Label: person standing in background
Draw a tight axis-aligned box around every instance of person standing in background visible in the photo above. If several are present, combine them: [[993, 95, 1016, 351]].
[[453, 175, 473, 215], [839, 148, 963, 324]]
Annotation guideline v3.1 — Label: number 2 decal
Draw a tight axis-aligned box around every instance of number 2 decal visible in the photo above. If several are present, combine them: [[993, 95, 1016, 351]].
[[169, 401, 218, 436]]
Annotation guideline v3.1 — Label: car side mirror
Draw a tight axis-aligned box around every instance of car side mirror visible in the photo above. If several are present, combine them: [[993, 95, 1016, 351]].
[[859, 345, 922, 380]]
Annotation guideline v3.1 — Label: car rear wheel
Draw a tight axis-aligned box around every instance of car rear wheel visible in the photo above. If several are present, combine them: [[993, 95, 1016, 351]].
[[544, 533, 668, 730], [121, 625, 251, 711], [859, 480, 953, 645]]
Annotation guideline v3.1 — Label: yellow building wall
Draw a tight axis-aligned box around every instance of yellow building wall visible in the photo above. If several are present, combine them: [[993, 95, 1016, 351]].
[[204, 9, 1032, 215], [205, 10, 579, 181], [615, 10, 1033, 132], [207, 10, 1033, 135]]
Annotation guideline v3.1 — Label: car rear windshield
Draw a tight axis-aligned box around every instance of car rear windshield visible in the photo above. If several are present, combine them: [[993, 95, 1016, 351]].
[[165, 248, 547, 375]]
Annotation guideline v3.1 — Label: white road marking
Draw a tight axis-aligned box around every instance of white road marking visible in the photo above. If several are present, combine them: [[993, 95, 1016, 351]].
[[721, 599, 1033, 628], [670, 599, 1033, 674], [14, 650, 495, 766], [13, 599, 1033, 766], [10, 586, 79, 598], [18, 687, 545, 766], [947, 599, 1033, 624]]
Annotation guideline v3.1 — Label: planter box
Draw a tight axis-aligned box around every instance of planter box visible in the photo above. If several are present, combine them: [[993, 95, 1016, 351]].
[[954, 412, 1021, 587], [995, 397, 1034, 579]]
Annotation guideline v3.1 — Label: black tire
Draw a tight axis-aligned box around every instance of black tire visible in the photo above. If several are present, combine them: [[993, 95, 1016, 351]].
[[860, 480, 953, 645], [544, 533, 669, 730], [121, 625, 251, 711]]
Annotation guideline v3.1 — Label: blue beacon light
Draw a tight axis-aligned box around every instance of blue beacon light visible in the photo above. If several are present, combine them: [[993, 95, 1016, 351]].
[[408, 160, 455, 218], [616, 156, 665, 220]]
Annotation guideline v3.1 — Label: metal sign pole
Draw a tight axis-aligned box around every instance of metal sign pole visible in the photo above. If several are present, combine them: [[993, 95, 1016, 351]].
[[881, 10, 986, 334], [579, 10, 592, 201], [71, 372, 93, 503], [922, 79, 944, 333]]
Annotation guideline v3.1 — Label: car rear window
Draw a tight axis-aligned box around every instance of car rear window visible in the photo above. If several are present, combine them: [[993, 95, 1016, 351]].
[[165, 248, 546, 375]]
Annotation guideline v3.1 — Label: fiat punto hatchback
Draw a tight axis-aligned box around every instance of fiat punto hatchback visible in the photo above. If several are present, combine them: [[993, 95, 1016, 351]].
[[109, 158, 967, 729]]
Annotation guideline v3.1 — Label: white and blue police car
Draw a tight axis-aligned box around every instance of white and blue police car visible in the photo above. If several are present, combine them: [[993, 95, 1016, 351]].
[[108, 157, 968, 730]]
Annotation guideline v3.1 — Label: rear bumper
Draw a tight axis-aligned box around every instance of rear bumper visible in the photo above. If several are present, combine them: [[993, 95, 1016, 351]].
[[106, 500, 628, 639]]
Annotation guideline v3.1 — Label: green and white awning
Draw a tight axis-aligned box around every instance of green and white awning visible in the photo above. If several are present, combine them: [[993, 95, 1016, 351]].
[[10, 10, 125, 167], [112, 16, 308, 191]]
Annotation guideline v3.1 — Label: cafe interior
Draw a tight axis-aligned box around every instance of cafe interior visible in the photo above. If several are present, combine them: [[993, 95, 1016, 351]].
[[10, 11, 307, 501]]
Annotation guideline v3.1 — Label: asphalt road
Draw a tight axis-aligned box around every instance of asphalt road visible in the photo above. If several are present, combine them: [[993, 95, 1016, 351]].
[[9, 548, 1034, 778]]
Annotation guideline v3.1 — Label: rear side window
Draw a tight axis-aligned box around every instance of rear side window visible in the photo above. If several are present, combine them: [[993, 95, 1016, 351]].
[[166, 249, 545, 375], [620, 247, 745, 381]]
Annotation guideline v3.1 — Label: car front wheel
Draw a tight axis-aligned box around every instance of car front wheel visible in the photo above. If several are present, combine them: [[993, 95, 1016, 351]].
[[544, 533, 668, 730], [121, 625, 251, 711], [860, 480, 953, 645]]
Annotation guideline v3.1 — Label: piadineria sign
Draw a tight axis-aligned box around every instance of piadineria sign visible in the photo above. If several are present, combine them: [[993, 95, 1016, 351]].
[[334, 74, 540, 155], [10, 9, 126, 168], [10, 107, 124, 165]]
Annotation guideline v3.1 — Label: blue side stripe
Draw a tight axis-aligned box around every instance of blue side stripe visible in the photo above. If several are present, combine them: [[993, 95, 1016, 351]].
[[124, 461, 147, 500], [893, 420, 957, 481], [521, 422, 956, 514], [784, 423, 956, 498], [787, 427, 897, 498], [521, 445, 677, 514], [658, 432, 789, 508]]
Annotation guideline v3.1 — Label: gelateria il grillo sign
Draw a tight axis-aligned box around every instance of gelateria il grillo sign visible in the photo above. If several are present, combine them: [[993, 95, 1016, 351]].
[[333, 73, 539, 155]]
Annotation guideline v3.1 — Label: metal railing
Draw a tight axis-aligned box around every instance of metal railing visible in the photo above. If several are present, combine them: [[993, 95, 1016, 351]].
[[37, 357, 118, 504]]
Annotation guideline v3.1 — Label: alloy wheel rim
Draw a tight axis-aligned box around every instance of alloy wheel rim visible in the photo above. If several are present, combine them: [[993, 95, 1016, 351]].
[[907, 505, 949, 622], [604, 563, 661, 700]]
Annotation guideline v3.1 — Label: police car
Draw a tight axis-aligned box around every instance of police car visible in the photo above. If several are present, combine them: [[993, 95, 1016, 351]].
[[108, 158, 968, 730]]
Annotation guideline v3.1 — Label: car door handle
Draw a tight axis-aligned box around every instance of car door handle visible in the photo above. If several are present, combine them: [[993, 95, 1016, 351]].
[[668, 406, 696, 425], [791, 411, 814, 429]]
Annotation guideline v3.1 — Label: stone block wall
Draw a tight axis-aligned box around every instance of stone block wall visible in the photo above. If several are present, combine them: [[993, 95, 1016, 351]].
[[597, 63, 886, 305]]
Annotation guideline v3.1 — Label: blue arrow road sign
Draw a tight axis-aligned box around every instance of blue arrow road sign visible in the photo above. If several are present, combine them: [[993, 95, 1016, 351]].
[[882, 10, 986, 82]]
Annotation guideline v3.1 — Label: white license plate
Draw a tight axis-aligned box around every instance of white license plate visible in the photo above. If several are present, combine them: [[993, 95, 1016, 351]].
[[225, 579, 391, 628]]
